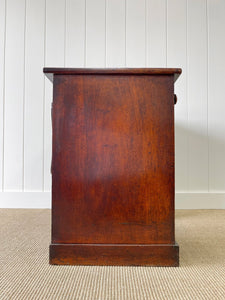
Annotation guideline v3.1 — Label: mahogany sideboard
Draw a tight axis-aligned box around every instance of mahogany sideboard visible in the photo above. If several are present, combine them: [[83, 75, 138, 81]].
[[43, 68, 182, 266]]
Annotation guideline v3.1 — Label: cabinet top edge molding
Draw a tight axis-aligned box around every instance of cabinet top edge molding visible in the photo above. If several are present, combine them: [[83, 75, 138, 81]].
[[43, 67, 182, 83]]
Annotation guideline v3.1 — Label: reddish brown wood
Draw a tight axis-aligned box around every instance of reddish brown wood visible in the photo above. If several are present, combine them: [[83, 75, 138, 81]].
[[44, 68, 181, 266], [43, 67, 182, 82], [50, 243, 179, 266]]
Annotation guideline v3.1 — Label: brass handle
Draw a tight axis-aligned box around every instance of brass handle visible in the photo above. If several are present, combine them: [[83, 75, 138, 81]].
[[174, 94, 177, 105]]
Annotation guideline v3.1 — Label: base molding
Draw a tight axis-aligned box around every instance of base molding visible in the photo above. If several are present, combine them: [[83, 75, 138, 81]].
[[50, 243, 179, 266]]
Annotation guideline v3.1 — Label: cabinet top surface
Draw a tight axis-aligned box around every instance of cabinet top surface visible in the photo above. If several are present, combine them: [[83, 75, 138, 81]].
[[43, 67, 182, 82]]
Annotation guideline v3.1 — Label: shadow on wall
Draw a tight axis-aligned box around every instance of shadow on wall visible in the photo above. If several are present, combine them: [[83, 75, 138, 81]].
[[174, 121, 225, 192]]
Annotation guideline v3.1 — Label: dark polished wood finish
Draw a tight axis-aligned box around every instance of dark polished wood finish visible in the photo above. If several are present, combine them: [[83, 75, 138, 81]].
[[44, 68, 181, 266], [43, 67, 181, 82], [50, 243, 179, 266]]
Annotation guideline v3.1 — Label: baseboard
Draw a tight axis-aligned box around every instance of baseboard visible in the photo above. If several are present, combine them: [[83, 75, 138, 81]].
[[0, 191, 225, 209], [175, 192, 225, 209], [0, 192, 51, 208]]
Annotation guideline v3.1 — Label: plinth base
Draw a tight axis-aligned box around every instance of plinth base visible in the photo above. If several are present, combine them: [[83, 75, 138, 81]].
[[50, 243, 179, 266]]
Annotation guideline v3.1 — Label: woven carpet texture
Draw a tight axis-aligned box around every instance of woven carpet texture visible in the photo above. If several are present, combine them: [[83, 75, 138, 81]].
[[1, 209, 225, 300]]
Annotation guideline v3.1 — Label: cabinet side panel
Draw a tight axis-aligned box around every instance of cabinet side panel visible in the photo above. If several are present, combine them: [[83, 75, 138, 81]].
[[51, 74, 174, 244]]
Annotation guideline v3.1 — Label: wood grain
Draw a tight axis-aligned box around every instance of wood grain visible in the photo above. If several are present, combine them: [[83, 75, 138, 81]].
[[43, 68, 182, 82], [45, 68, 180, 266], [51, 74, 174, 244], [50, 243, 179, 266]]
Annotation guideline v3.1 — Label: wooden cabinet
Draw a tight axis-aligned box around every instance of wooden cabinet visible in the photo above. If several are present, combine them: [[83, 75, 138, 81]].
[[44, 68, 182, 266]]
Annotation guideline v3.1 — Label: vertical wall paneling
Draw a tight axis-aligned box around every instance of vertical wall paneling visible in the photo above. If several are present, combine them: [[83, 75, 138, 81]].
[[65, 0, 85, 67], [1, 0, 225, 207], [0, 0, 6, 191], [208, 0, 225, 191], [4, 0, 26, 190], [44, 0, 65, 191], [146, 0, 167, 67], [86, 0, 106, 67], [167, 0, 188, 192], [24, 0, 45, 191], [187, 0, 208, 191], [126, 0, 146, 67], [106, 0, 126, 67]]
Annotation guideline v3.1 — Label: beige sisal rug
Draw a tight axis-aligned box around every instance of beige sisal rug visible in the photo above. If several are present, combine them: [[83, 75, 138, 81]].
[[0, 209, 225, 299]]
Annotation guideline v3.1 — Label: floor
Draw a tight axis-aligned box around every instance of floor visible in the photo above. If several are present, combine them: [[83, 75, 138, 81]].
[[0, 209, 225, 300]]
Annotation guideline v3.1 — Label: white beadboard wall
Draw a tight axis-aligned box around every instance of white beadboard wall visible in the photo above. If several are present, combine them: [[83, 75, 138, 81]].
[[0, 0, 225, 208]]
